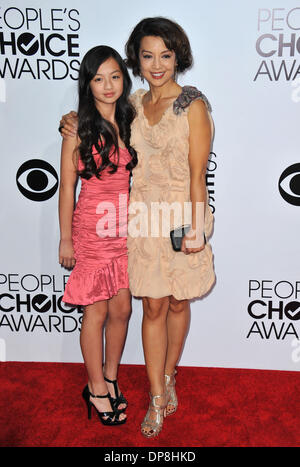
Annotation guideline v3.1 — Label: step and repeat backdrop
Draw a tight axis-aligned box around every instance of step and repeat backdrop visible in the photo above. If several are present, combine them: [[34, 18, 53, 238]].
[[0, 0, 299, 371]]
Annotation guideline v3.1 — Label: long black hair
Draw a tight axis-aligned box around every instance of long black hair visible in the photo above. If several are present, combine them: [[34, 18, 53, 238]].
[[77, 45, 137, 179]]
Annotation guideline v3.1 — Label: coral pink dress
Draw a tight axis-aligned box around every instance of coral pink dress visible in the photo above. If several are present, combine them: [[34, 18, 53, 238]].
[[63, 146, 132, 306]]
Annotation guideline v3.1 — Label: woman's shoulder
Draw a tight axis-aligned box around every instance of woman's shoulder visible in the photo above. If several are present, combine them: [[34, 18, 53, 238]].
[[173, 86, 212, 115]]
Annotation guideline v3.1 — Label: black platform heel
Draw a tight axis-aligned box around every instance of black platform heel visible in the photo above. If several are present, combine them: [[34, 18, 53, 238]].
[[104, 376, 128, 414], [82, 385, 126, 426]]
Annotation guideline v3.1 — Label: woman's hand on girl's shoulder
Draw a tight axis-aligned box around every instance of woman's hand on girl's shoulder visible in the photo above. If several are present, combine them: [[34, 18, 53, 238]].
[[59, 111, 78, 138]]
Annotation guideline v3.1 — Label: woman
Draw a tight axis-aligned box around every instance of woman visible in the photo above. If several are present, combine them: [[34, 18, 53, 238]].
[[60, 16, 215, 438], [125, 17, 215, 437], [58, 45, 137, 426]]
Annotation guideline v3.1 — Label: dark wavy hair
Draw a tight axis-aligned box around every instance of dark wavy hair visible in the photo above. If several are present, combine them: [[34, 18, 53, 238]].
[[77, 45, 137, 179], [125, 17, 193, 77]]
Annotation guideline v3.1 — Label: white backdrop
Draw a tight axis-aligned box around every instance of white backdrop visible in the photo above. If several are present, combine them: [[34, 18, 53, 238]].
[[0, 0, 300, 371]]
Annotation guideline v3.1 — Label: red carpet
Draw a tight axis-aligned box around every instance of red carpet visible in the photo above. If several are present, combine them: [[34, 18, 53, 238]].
[[0, 362, 299, 447]]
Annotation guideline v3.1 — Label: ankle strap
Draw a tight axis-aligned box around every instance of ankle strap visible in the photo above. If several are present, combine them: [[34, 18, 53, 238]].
[[104, 376, 119, 398], [89, 390, 110, 399], [165, 369, 177, 377], [104, 376, 117, 384]]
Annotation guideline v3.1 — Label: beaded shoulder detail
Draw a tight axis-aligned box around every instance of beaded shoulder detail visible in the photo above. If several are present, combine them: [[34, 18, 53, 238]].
[[173, 86, 212, 115]]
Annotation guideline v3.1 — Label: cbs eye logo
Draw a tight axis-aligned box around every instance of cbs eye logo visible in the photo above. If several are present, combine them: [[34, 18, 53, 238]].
[[279, 163, 300, 206], [16, 159, 58, 201]]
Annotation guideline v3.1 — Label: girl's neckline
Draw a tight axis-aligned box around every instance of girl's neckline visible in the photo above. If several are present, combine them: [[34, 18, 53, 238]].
[[141, 87, 184, 128]]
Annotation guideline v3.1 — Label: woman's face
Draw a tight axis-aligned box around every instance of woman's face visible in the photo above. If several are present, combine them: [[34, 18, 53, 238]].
[[139, 35, 177, 87], [89, 57, 124, 107]]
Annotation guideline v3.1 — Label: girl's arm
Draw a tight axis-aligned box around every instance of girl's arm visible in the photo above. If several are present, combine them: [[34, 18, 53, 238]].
[[58, 135, 79, 268], [182, 99, 212, 254]]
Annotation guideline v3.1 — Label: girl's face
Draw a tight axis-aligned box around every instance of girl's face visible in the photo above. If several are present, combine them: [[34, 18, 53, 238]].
[[89, 57, 124, 107], [139, 35, 177, 87]]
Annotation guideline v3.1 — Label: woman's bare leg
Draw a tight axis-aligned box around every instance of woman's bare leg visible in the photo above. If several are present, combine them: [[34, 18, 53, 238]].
[[164, 296, 190, 413], [140, 296, 170, 436], [142, 296, 170, 396], [165, 297, 190, 375]]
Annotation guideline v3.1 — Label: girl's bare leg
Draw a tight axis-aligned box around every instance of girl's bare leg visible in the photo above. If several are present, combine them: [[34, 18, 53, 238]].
[[80, 299, 126, 420], [104, 288, 132, 410]]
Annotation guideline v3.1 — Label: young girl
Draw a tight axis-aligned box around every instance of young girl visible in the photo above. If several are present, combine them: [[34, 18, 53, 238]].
[[58, 45, 137, 426]]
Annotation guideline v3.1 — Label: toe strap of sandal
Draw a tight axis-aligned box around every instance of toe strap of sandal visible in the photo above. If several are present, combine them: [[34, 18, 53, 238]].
[[104, 376, 128, 410], [113, 393, 128, 414], [117, 392, 128, 405], [100, 410, 116, 420]]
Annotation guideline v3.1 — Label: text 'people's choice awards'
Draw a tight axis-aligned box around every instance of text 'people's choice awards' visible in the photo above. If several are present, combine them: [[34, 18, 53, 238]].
[[0, 7, 80, 80], [254, 7, 300, 81]]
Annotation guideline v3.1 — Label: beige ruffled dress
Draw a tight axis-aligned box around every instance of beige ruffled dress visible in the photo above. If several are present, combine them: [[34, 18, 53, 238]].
[[127, 86, 215, 300]]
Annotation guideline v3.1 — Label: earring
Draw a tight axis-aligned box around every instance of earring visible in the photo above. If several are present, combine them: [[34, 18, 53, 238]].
[[173, 64, 178, 82], [137, 68, 144, 83]]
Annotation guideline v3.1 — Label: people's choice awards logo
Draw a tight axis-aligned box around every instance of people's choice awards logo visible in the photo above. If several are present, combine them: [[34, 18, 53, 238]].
[[254, 7, 300, 81], [16, 159, 58, 201], [0, 273, 82, 334], [278, 163, 300, 206], [0, 7, 80, 80], [247, 280, 300, 341]]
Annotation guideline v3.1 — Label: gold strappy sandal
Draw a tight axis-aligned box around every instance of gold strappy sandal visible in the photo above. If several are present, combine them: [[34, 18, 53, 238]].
[[165, 370, 178, 416], [141, 392, 168, 438]]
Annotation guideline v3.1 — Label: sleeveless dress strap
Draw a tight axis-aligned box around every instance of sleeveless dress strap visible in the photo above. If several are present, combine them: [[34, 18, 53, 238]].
[[173, 86, 212, 115]]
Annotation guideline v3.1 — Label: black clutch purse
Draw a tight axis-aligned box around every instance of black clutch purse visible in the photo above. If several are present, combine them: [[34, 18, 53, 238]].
[[170, 225, 206, 252]]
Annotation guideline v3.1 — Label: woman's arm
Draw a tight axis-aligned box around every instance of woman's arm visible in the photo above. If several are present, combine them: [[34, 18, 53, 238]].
[[58, 135, 79, 268], [59, 111, 78, 138], [182, 99, 212, 254]]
